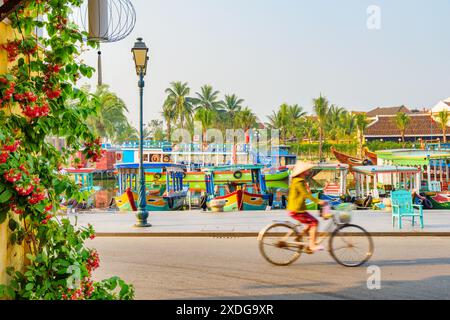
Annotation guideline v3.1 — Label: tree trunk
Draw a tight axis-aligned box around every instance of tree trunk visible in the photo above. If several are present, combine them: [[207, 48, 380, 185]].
[[167, 121, 171, 142], [318, 127, 324, 162], [444, 128, 447, 143]]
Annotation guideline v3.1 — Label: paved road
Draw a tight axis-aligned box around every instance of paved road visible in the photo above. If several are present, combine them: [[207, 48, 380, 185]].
[[91, 237, 450, 300]]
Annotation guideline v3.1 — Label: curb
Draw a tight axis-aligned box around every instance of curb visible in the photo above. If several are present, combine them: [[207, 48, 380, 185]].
[[95, 232, 450, 238]]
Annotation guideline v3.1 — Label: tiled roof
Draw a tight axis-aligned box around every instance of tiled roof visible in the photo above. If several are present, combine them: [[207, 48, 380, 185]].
[[366, 106, 411, 117], [365, 115, 449, 137]]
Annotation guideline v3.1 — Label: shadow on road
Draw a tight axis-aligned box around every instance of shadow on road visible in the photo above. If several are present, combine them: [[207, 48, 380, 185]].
[[189, 275, 450, 300]]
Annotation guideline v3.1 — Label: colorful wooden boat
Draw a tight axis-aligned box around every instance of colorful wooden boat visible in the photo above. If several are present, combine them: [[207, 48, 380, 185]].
[[427, 192, 450, 209], [214, 190, 241, 212], [363, 148, 378, 165], [115, 163, 188, 212], [331, 147, 375, 169], [142, 166, 289, 191], [115, 188, 138, 211], [204, 164, 270, 211]]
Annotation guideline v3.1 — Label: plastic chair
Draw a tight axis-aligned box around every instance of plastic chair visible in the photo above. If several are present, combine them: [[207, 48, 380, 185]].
[[391, 190, 424, 229], [429, 181, 442, 192]]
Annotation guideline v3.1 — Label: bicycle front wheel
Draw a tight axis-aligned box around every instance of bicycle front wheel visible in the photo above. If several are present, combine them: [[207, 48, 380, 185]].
[[258, 223, 303, 266], [329, 224, 374, 267]]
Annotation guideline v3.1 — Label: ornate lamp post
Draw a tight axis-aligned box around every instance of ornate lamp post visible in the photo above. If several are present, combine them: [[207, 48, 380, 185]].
[[132, 37, 151, 228]]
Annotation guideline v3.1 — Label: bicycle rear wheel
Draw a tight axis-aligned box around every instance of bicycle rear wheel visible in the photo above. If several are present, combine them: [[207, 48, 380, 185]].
[[329, 224, 374, 267], [258, 223, 303, 266]]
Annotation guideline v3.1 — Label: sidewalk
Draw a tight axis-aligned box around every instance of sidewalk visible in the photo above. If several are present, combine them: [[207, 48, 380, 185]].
[[65, 209, 450, 237]]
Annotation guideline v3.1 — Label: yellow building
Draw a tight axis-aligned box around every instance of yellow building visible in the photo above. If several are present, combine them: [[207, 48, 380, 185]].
[[1, 0, 26, 289]]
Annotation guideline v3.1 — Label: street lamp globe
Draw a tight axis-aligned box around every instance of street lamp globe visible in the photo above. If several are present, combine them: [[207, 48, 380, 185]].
[[131, 37, 149, 76]]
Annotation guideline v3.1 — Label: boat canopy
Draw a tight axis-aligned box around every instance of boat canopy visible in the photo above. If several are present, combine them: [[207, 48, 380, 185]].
[[311, 163, 349, 171], [376, 149, 450, 166], [115, 162, 186, 170], [62, 168, 99, 192], [203, 164, 265, 172], [353, 165, 421, 175], [204, 164, 267, 196], [353, 165, 422, 199], [116, 162, 188, 194]]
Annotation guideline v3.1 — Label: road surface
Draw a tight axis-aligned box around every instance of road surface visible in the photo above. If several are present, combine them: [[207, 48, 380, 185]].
[[91, 237, 450, 300]]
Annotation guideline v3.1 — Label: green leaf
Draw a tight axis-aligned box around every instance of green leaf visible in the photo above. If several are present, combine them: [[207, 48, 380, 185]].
[[0, 211, 6, 224], [0, 187, 12, 204], [25, 283, 34, 291], [8, 219, 18, 231]]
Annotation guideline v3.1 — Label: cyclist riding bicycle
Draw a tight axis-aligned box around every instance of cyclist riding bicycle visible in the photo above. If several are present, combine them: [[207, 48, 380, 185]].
[[288, 161, 331, 252]]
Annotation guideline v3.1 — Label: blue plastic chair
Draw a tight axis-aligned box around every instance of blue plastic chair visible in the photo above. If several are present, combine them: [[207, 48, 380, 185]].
[[391, 190, 424, 229]]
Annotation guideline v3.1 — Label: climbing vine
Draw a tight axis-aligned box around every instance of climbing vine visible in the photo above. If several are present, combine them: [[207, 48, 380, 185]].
[[0, 0, 134, 300]]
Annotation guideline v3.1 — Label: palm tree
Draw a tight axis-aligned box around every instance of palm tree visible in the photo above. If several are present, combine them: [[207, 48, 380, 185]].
[[86, 85, 130, 143], [313, 95, 330, 161], [301, 117, 319, 144], [147, 120, 165, 141], [267, 103, 289, 143], [326, 105, 345, 142], [162, 104, 177, 142], [298, 117, 319, 160], [194, 85, 223, 111], [286, 104, 307, 141], [115, 123, 138, 144], [194, 108, 215, 148], [355, 114, 369, 157], [337, 111, 357, 144], [163, 81, 194, 128], [223, 94, 244, 128], [436, 110, 450, 143], [394, 112, 411, 143], [235, 107, 257, 132]]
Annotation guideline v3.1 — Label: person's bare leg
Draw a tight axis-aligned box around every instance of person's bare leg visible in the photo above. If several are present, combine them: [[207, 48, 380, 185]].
[[309, 226, 317, 249]]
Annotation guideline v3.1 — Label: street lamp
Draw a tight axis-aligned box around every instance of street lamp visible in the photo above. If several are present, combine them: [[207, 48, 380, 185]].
[[132, 37, 151, 228]]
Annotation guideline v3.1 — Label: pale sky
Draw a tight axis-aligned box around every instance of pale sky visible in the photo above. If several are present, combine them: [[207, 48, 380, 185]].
[[80, 0, 450, 128]]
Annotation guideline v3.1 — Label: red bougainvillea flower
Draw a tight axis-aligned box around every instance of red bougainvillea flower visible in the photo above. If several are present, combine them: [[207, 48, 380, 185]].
[[1, 82, 16, 101], [82, 278, 95, 298], [15, 184, 34, 196], [2, 140, 20, 152], [86, 249, 100, 272], [0, 40, 20, 62], [0, 152, 9, 164], [46, 88, 62, 100], [4, 169, 22, 183], [45, 204, 53, 212], [10, 203, 24, 215], [18, 164, 29, 175], [22, 102, 50, 118], [41, 214, 53, 225], [28, 192, 46, 205]]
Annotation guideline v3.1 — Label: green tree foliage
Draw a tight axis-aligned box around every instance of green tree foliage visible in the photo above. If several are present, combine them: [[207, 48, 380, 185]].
[[394, 111, 411, 143], [436, 110, 450, 143], [85, 85, 130, 143]]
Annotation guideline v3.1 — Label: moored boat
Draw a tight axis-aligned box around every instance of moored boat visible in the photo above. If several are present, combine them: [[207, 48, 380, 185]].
[[115, 163, 188, 212], [331, 147, 375, 169], [204, 165, 270, 211]]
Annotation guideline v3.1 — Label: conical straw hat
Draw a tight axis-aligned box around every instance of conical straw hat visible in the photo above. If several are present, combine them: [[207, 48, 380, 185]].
[[291, 161, 315, 178]]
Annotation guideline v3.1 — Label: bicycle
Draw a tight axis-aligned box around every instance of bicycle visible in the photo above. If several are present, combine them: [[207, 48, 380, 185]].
[[258, 203, 374, 267]]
